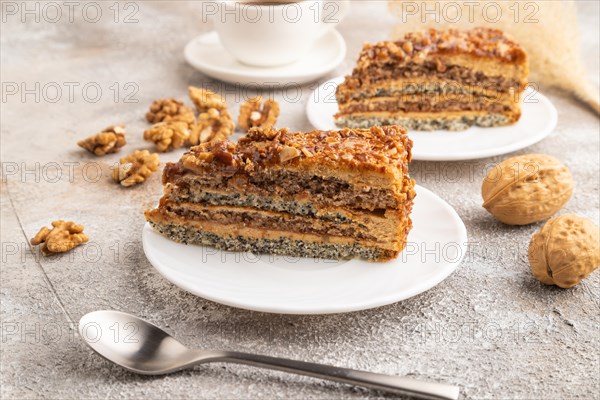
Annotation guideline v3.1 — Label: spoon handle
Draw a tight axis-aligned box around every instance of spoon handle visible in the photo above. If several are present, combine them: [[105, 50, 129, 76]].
[[204, 351, 459, 400]]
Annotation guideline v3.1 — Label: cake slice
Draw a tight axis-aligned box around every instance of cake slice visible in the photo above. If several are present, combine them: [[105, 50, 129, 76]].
[[335, 27, 529, 131], [145, 126, 416, 261]]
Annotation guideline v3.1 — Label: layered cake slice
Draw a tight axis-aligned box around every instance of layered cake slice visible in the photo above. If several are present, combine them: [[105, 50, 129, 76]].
[[335, 27, 529, 131], [145, 126, 416, 261]]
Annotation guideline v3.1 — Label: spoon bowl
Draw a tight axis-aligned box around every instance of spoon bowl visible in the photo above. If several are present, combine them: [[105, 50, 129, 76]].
[[79, 310, 207, 374], [79, 310, 459, 399]]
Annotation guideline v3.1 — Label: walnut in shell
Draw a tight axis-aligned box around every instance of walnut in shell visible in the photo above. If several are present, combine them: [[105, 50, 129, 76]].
[[482, 154, 574, 225], [238, 97, 280, 131], [77, 125, 126, 156], [30, 220, 89, 256], [112, 150, 160, 187], [528, 214, 600, 288], [144, 121, 190, 152]]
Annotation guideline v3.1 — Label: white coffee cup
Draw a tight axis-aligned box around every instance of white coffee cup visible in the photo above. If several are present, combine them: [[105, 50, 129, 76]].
[[212, 0, 349, 67]]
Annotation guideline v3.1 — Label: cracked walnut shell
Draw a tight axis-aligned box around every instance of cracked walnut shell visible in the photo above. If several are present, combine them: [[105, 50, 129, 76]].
[[112, 150, 160, 187], [528, 214, 600, 288], [77, 125, 126, 156], [30, 220, 89, 256], [238, 97, 280, 131], [144, 121, 191, 152], [146, 98, 195, 127], [482, 154, 573, 225]]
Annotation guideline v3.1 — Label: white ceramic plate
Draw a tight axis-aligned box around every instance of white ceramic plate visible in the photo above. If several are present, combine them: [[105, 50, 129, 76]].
[[142, 185, 468, 315], [184, 30, 346, 86], [306, 77, 558, 161]]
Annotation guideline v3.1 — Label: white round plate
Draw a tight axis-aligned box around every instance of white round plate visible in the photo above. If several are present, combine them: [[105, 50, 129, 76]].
[[184, 30, 346, 86], [142, 185, 468, 315], [306, 77, 558, 161]]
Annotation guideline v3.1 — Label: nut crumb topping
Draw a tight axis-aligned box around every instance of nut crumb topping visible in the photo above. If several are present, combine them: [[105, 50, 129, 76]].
[[77, 125, 126, 156], [112, 150, 160, 187], [175, 126, 412, 178], [238, 126, 412, 171], [30, 220, 89, 256], [238, 97, 280, 131], [278, 145, 301, 163], [356, 27, 527, 69]]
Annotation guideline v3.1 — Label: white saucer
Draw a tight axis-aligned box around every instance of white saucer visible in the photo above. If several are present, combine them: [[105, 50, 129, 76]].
[[142, 185, 467, 315], [184, 30, 346, 86], [306, 77, 558, 161]]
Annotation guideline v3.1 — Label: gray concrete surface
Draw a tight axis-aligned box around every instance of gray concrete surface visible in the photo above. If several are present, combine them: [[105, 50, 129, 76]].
[[1, 1, 599, 399]]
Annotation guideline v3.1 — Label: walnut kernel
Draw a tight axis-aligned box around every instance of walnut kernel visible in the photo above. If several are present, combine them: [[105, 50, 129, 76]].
[[77, 125, 126, 156], [238, 97, 280, 131], [188, 86, 227, 112], [112, 150, 160, 187], [30, 220, 89, 256], [146, 98, 195, 127], [190, 108, 235, 145], [144, 122, 190, 152]]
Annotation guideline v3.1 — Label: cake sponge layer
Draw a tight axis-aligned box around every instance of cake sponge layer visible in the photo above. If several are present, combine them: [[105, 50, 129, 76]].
[[146, 200, 410, 251], [164, 170, 415, 212], [149, 221, 398, 261], [336, 113, 514, 131]]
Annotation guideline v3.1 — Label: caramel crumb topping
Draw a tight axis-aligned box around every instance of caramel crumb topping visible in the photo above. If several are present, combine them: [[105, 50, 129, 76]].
[[173, 126, 412, 178], [356, 27, 527, 69]]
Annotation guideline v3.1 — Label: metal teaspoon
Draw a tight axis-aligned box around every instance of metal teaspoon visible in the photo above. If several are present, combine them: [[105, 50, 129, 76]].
[[79, 310, 459, 400]]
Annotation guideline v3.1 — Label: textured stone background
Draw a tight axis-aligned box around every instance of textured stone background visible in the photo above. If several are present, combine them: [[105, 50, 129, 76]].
[[1, 1, 599, 399]]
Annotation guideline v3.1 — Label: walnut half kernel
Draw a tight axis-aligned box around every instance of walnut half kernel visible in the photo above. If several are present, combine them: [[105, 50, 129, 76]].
[[238, 97, 280, 131], [146, 98, 195, 127], [144, 88, 235, 151], [78, 125, 126, 156], [30, 220, 89, 256], [144, 121, 190, 152], [188, 86, 227, 112], [192, 108, 235, 146], [112, 150, 160, 187]]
